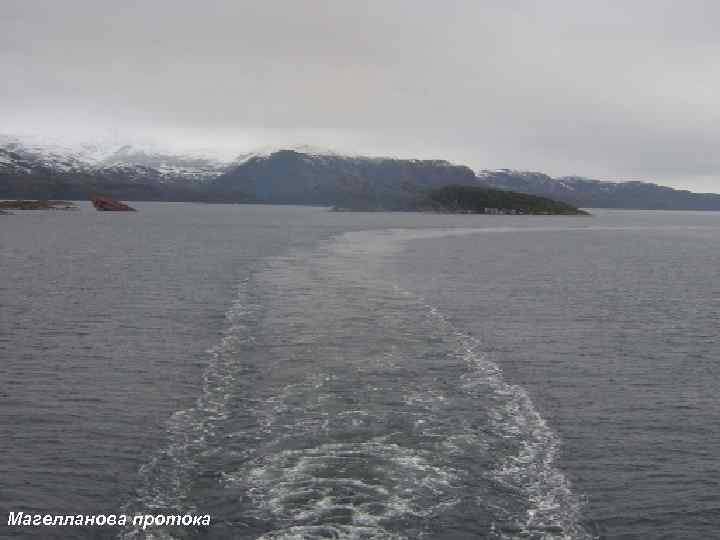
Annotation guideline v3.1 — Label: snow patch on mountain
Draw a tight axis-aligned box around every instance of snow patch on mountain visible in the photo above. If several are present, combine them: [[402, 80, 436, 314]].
[[0, 134, 232, 183], [229, 144, 456, 167]]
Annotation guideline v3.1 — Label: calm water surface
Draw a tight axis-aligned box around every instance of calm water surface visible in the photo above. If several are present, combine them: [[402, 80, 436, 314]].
[[1, 204, 718, 539]]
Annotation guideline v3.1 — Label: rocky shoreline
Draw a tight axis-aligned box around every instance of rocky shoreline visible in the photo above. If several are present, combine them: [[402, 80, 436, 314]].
[[0, 200, 78, 211]]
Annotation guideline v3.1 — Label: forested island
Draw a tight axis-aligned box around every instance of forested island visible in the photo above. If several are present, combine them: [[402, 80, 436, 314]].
[[421, 185, 589, 215], [334, 185, 588, 215]]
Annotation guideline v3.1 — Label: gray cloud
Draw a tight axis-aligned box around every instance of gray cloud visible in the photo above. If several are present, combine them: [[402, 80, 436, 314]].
[[3, 0, 720, 191]]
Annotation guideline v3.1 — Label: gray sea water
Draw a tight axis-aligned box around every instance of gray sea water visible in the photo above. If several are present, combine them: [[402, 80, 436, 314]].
[[1, 204, 718, 539]]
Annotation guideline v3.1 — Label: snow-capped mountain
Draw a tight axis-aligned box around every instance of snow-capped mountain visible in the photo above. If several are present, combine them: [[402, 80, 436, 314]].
[[0, 135, 230, 185], [99, 145, 228, 183], [0, 135, 97, 175]]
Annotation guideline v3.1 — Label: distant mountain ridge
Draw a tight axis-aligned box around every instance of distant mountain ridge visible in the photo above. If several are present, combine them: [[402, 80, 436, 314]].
[[478, 169, 720, 210], [2, 135, 720, 210], [208, 149, 477, 208]]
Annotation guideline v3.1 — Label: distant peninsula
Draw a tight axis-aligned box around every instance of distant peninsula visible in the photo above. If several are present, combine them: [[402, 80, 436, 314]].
[[333, 184, 588, 215]]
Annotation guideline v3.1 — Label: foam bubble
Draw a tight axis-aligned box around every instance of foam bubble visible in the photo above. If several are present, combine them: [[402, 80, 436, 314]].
[[225, 439, 460, 531]]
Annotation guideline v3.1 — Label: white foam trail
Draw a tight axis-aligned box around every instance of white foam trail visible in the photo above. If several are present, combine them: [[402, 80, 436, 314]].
[[327, 229, 592, 539], [121, 226, 597, 540], [119, 277, 262, 539]]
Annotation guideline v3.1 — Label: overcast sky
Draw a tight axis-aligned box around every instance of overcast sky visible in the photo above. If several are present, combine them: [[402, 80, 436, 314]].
[[3, 0, 720, 191]]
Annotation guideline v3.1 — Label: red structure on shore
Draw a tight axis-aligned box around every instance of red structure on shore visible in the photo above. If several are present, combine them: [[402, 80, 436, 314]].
[[90, 196, 137, 211]]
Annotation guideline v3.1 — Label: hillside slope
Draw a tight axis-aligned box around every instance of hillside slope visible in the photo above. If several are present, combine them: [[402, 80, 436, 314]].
[[208, 150, 478, 208]]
